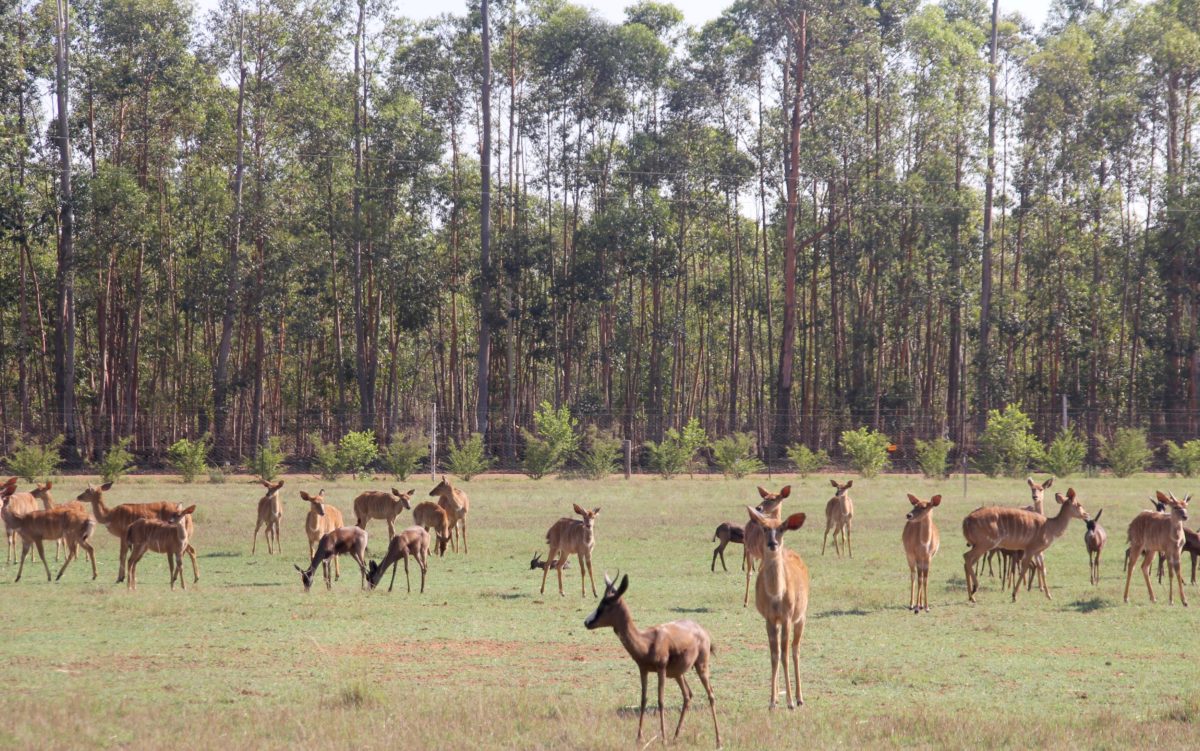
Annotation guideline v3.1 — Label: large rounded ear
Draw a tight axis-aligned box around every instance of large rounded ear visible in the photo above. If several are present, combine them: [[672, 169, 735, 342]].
[[784, 512, 807, 531], [100, 481, 114, 491], [299, 491, 313, 501], [930, 495, 942, 507], [757, 486, 770, 499], [844, 480, 853, 489], [181, 505, 197, 516], [907, 494, 921, 506], [293, 564, 303, 573], [1043, 478, 1054, 488], [830, 479, 839, 488], [1156, 490, 1171, 504], [572, 503, 586, 516], [746, 505, 767, 524], [1067, 488, 1076, 501], [1054, 493, 1066, 504], [1026, 476, 1034, 487], [392, 488, 402, 497], [406, 489, 415, 497], [779, 485, 791, 498], [43, 481, 52, 490], [614, 574, 629, 598]]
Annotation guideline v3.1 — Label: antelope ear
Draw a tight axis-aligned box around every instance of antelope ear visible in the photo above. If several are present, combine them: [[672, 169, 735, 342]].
[[407, 489, 415, 497], [930, 495, 942, 507], [784, 512, 807, 531], [300, 491, 313, 501], [44, 481, 53, 490], [294, 565, 303, 573], [615, 574, 629, 598], [779, 485, 791, 498], [1156, 490, 1171, 504], [746, 505, 768, 525], [393, 488, 402, 497], [844, 480, 853, 489], [1043, 478, 1054, 488], [1055, 493, 1066, 504], [276, 480, 285, 487], [1067, 488, 1076, 500], [830, 479, 839, 488], [260, 480, 271, 488], [757, 486, 770, 499], [572, 503, 587, 516], [1094, 508, 1102, 521], [592, 507, 601, 515], [907, 494, 921, 505], [603, 571, 613, 589], [181, 505, 197, 515], [100, 481, 114, 491], [1026, 477, 1034, 487]]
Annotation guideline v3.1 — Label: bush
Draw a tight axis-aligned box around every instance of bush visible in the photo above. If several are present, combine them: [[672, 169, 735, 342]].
[[1099, 427, 1151, 478], [577, 426, 622, 480], [643, 418, 708, 479], [839, 427, 891, 478], [167, 435, 210, 483], [974, 405, 1043, 478], [3, 435, 64, 483], [712, 433, 765, 479], [1165, 439, 1200, 477], [786, 443, 829, 477], [338, 430, 379, 480], [249, 436, 286, 481], [522, 402, 580, 479], [445, 433, 492, 480], [914, 437, 954, 479], [380, 435, 426, 481], [1039, 428, 1087, 478], [208, 465, 229, 484], [95, 436, 136, 483], [310, 433, 342, 481]]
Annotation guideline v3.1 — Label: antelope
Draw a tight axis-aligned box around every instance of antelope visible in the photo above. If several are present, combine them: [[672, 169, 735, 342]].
[[366, 526, 429, 593], [902, 494, 941, 613], [126, 505, 197, 590], [353, 487, 414, 541], [76, 482, 199, 584], [1122, 497, 1168, 571], [584, 574, 722, 748], [821, 479, 854, 557], [962, 488, 1089, 602], [1, 494, 97, 582], [300, 490, 344, 581], [540, 503, 600, 598], [529, 552, 569, 572], [251, 480, 285, 555], [710, 521, 744, 573], [982, 478, 1053, 585], [742, 485, 789, 607], [429, 476, 470, 554], [747, 506, 809, 710], [412, 501, 454, 556], [1155, 528, 1200, 586], [295, 526, 369, 591], [1124, 491, 1189, 605], [3, 481, 64, 563], [1083, 508, 1106, 586]]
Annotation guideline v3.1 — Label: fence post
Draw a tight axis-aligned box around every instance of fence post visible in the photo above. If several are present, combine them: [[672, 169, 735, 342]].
[[430, 401, 437, 482], [1061, 394, 1068, 432], [623, 439, 632, 480]]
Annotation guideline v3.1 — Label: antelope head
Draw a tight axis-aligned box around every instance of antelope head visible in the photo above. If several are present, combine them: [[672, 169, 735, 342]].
[[905, 493, 941, 521], [260, 479, 285, 494], [392, 488, 415, 510], [1054, 488, 1088, 521], [1084, 508, 1103, 532], [1027, 476, 1053, 505], [830, 479, 853, 497], [584, 573, 629, 630], [1157, 491, 1191, 522], [294, 564, 315, 591], [573, 503, 600, 530], [300, 490, 327, 514], [529, 552, 544, 570], [756, 485, 791, 516], [429, 475, 451, 497], [76, 481, 114, 503], [746, 506, 807, 554]]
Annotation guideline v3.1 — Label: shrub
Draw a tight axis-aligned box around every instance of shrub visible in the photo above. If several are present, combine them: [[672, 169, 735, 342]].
[[914, 437, 954, 479], [522, 402, 580, 479], [249, 436, 286, 481], [643, 418, 708, 479], [1039, 428, 1087, 478], [95, 436, 137, 484], [839, 427, 892, 478], [208, 465, 229, 484], [445, 433, 492, 480], [310, 433, 342, 481], [712, 433, 765, 479], [577, 426, 622, 480], [1165, 439, 1200, 478], [167, 435, 211, 483], [1099, 427, 1151, 478], [379, 435, 426, 481], [786, 443, 829, 477], [338, 430, 379, 480], [974, 405, 1043, 478], [3, 435, 64, 483]]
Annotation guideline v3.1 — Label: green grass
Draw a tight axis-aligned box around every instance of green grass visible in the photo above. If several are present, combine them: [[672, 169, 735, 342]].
[[2, 473, 1199, 749]]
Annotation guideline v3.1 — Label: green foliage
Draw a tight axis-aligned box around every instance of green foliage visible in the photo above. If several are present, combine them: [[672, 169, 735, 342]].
[[914, 437, 954, 479], [839, 427, 892, 478], [974, 405, 1043, 478], [445, 433, 492, 480], [310, 434, 342, 481], [167, 435, 211, 483], [712, 433, 765, 479], [1164, 439, 1200, 477], [338, 431, 379, 480], [643, 418, 709, 479], [379, 436, 426, 481], [95, 437, 137, 484], [577, 426, 622, 480], [249, 437, 287, 482], [208, 466, 229, 484], [3, 435, 65, 483], [1038, 429, 1088, 478], [786, 443, 829, 477], [522, 402, 580, 479], [1099, 427, 1151, 478]]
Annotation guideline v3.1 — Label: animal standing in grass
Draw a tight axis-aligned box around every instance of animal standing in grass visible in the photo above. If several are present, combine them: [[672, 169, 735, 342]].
[[2, 480, 64, 562], [251, 480, 285, 555], [902, 494, 941, 612], [2, 492, 97, 582], [366, 526, 429, 593], [540, 503, 600, 597], [747, 506, 809, 709], [1155, 527, 1200, 586], [295, 526, 369, 591], [126, 505, 197, 590], [1083, 508, 1106, 585], [710, 521, 744, 573], [353, 488, 413, 541], [821, 479, 854, 557], [412, 501, 454, 556], [1124, 491, 1189, 605], [742, 485, 789, 607], [300, 490, 344, 581], [77, 482, 199, 584], [584, 574, 721, 748], [429, 476, 469, 554]]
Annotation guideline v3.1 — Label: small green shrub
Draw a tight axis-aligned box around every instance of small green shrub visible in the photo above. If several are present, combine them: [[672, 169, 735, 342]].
[[786, 443, 829, 477], [338, 430, 379, 480], [522, 402, 580, 479], [3, 435, 64, 483], [208, 465, 229, 484], [839, 427, 892, 478], [1164, 439, 1200, 477], [914, 437, 954, 479], [379, 435, 426, 481], [1099, 427, 1151, 478], [1039, 428, 1087, 478], [712, 433, 765, 479], [643, 418, 708, 479], [94, 436, 137, 483], [167, 435, 210, 483], [445, 433, 492, 480], [975, 405, 1043, 478], [577, 426, 622, 480], [249, 436, 286, 481], [310, 433, 342, 481]]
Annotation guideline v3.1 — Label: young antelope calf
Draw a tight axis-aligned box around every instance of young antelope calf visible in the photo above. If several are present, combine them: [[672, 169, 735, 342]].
[[821, 479, 854, 557], [353, 488, 414, 540], [540, 504, 600, 597], [429, 476, 470, 554], [252, 480, 285, 555], [295, 526, 369, 591], [366, 526, 429, 593], [902, 494, 941, 612], [300, 490, 344, 581], [126, 505, 197, 590], [1083, 508, 1107, 586], [710, 521, 744, 573]]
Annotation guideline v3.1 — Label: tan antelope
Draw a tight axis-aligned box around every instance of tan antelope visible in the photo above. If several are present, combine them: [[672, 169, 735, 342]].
[[1124, 491, 1190, 605], [540, 503, 600, 598], [902, 494, 941, 613], [1, 494, 97, 582], [295, 526, 369, 591], [1156, 528, 1200, 586], [981, 477, 1053, 585], [821, 479, 854, 557], [252, 480, 285, 555], [2, 481, 64, 563], [429, 476, 470, 554], [366, 526, 429, 593], [1083, 508, 1106, 586], [742, 485, 789, 607], [126, 505, 197, 590], [412, 501, 454, 556], [747, 506, 809, 710], [529, 552, 569, 572], [962, 488, 1089, 602], [584, 574, 722, 748], [353, 487, 413, 540], [77, 482, 199, 584], [300, 490, 344, 581], [710, 521, 744, 572]]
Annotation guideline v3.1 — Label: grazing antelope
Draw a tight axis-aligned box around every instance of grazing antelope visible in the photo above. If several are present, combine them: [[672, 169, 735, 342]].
[[540, 503, 600, 598], [429, 476, 470, 554], [821, 479, 854, 557], [126, 505, 196, 590], [1124, 491, 1190, 605], [3, 481, 64, 563], [1083, 508, 1106, 586], [412, 501, 454, 556], [584, 574, 722, 748], [902, 494, 941, 613], [353, 487, 414, 541], [962, 488, 1089, 602], [710, 521, 744, 573], [529, 552, 569, 572], [76, 482, 199, 584], [300, 490, 344, 581], [252, 480, 285, 555], [1, 494, 97, 582], [747, 506, 809, 710], [742, 485, 789, 607], [295, 526, 369, 591], [366, 526, 429, 593]]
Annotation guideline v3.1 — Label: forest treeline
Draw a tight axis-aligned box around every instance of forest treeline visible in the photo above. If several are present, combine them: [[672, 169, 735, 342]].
[[1, 0, 1198, 468]]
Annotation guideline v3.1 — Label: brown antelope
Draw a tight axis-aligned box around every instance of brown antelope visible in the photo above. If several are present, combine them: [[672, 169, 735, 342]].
[[300, 490, 344, 581], [981, 477, 1053, 585], [366, 526, 429, 593], [821, 479, 854, 557], [711, 521, 744, 573], [747, 506, 809, 710], [252, 480, 285, 555], [3, 481, 65, 563], [353, 487, 413, 541], [295, 526, 369, 591], [76, 482, 199, 584], [126, 505, 197, 590], [429, 476, 470, 554], [529, 552, 569, 572], [1156, 528, 1200, 586], [1124, 491, 1189, 605], [962, 488, 1089, 602], [1, 494, 97, 582], [540, 503, 600, 598], [584, 574, 722, 748], [412, 501, 454, 556], [742, 485, 789, 607], [902, 494, 941, 613], [1083, 508, 1106, 586]]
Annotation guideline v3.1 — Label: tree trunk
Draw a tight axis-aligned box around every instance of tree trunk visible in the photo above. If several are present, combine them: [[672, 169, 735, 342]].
[[476, 0, 493, 438], [53, 0, 80, 464]]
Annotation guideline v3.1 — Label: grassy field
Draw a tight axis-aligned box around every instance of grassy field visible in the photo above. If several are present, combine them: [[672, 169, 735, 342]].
[[2, 472, 1199, 749]]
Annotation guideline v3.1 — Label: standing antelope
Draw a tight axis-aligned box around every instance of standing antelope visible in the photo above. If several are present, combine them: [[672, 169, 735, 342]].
[[710, 521, 744, 573], [1157, 528, 1200, 586], [353, 488, 414, 540], [982, 477, 1053, 585], [821, 479, 854, 557], [584, 574, 722, 748], [961, 488, 1089, 602], [126, 505, 197, 590], [747, 506, 809, 710], [1083, 508, 1106, 586], [300, 490, 344, 581], [412, 501, 454, 556], [539, 504, 600, 598], [252, 480, 285, 555], [1124, 491, 1189, 605], [77, 483, 199, 584], [3, 481, 65, 563], [366, 526, 429, 593], [1, 494, 97, 582], [295, 526, 369, 591], [742, 485, 789, 607], [0, 477, 16, 563], [429, 476, 470, 554], [902, 494, 941, 613]]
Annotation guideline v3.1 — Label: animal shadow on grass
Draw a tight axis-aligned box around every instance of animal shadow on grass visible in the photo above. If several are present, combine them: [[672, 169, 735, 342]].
[[670, 606, 711, 614], [202, 551, 239, 558], [813, 607, 869, 619], [1067, 597, 1109, 613]]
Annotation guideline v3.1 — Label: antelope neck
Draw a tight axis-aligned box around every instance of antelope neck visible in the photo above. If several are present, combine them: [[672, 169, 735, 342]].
[[758, 546, 790, 599], [607, 599, 652, 661]]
